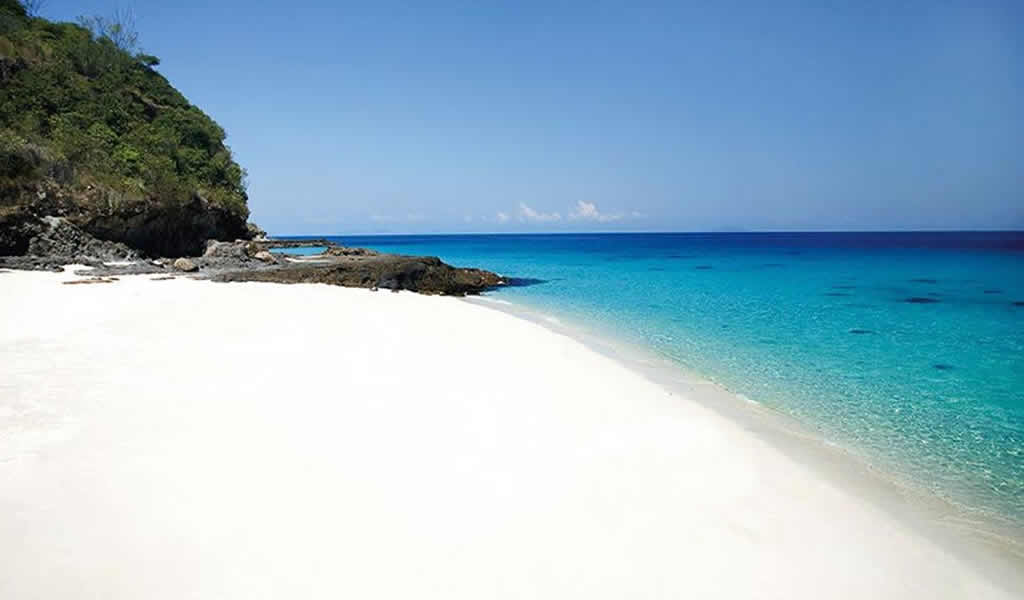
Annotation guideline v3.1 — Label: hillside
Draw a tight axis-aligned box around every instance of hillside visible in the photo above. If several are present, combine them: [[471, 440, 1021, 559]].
[[0, 0, 253, 257]]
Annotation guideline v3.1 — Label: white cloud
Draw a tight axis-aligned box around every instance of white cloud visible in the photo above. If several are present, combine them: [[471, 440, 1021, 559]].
[[496, 212, 510, 223], [569, 200, 623, 222], [519, 202, 561, 223]]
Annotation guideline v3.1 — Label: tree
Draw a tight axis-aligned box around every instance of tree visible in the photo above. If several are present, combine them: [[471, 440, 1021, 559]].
[[78, 7, 138, 53], [21, 0, 44, 18]]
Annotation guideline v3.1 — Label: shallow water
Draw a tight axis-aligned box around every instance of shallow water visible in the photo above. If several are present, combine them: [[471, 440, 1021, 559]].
[[296, 232, 1024, 525]]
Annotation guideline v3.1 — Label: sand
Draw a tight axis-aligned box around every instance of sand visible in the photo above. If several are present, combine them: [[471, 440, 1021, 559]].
[[1, 267, 1021, 598]]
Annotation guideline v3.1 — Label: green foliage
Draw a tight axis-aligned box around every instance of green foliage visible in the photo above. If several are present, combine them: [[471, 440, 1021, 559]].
[[0, 1, 248, 217], [0, 129, 33, 178]]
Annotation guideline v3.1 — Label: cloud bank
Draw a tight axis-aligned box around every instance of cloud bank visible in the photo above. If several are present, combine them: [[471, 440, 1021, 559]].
[[518, 202, 561, 222], [569, 200, 622, 222]]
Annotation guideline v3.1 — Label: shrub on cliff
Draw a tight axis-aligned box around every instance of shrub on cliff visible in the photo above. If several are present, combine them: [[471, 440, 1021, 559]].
[[0, 0, 248, 221]]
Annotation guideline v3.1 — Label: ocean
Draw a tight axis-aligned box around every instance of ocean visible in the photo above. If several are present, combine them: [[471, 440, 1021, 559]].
[[299, 232, 1024, 527]]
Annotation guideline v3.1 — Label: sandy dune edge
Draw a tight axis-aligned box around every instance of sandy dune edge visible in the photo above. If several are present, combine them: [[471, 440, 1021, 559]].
[[0, 268, 1019, 598]]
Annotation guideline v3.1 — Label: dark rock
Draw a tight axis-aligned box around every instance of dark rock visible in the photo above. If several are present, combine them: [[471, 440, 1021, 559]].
[[905, 297, 940, 304], [0, 208, 44, 256], [983, 289, 1002, 294], [825, 292, 851, 297], [848, 328, 874, 334], [502, 277, 546, 288], [213, 253, 504, 296], [79, 191, 248, 257], [1013, 301, 1024, 307], [1, 184, 249, 258], [24, 216, 138, 262], [323, 246, 380, 257], [695, 265, 713, 270], [256, 238, 334, 250], [933, 363, 954, 371], [910, 278, 938, 284]]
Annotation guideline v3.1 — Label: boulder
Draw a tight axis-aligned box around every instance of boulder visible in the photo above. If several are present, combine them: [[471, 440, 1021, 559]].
[[253, 250, 276, 262], [173, 258, 198, 272], [203, 239, 249, 260]]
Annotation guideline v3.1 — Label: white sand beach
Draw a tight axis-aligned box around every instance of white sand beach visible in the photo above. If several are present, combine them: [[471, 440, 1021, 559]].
[[1, 267, 1022, 599]]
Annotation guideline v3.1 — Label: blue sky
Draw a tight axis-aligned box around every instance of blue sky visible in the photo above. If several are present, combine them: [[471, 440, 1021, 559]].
[[44, 1, 1023, 234]]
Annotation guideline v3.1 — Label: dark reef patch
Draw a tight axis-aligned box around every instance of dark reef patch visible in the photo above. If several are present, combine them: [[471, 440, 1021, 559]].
[[910, 278, 939, 284], [825, 292, 851, 297], [1013, 301, 1024, 307], [695, 265, 713, 270], [667, 254, 697, 259], [905, 297, 940, 304], [502, 277, 547, 288], [757, 263, 785, 268], [848, 328, 874, 335], [983, 289, 1002, 294], [933, 363, 954, 371], [832, 284, 856, 290]]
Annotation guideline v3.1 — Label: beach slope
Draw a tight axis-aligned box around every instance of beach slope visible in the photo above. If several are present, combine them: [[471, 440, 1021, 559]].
[[0, 268, 1019, 598]]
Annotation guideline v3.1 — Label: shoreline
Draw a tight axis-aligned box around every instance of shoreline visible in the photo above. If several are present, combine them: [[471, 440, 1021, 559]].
[[466, 294, 1024, 574], [2, 267, 1023, 597]]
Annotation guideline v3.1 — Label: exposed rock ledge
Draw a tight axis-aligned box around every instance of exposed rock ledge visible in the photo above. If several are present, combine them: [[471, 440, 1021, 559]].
[[213, 253, 503, 295], [0, 237, 506, 296]]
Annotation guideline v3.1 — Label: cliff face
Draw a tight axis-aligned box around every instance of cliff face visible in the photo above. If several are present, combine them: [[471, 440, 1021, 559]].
[[0, 0, 251, 257]]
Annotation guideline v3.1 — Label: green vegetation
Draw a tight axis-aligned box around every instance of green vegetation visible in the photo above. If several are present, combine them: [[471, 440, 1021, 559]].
[[0, 0, 248, 217]]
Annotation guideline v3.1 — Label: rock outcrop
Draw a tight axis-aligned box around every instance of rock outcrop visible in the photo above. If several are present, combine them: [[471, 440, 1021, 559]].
[[0, 235, 507, 296], [0, 212, 138, 264], [1, 187, 249, 258], [26, 216, 139, 261], [214, 254, 504, 295]]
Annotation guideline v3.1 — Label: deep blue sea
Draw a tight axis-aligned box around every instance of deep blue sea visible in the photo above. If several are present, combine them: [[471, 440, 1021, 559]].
[[297, 232, 1024, 526]]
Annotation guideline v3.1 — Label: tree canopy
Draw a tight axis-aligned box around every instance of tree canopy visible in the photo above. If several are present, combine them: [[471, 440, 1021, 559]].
[[0, 0, 248, 218]]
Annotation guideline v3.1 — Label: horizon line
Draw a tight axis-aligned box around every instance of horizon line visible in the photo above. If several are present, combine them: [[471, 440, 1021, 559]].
[[269, 228, 1024, 237]]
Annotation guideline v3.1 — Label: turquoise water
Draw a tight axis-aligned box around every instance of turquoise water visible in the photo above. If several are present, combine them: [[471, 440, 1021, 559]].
[[303, 233, 1024, 525], [270, 246, 328, 256]]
